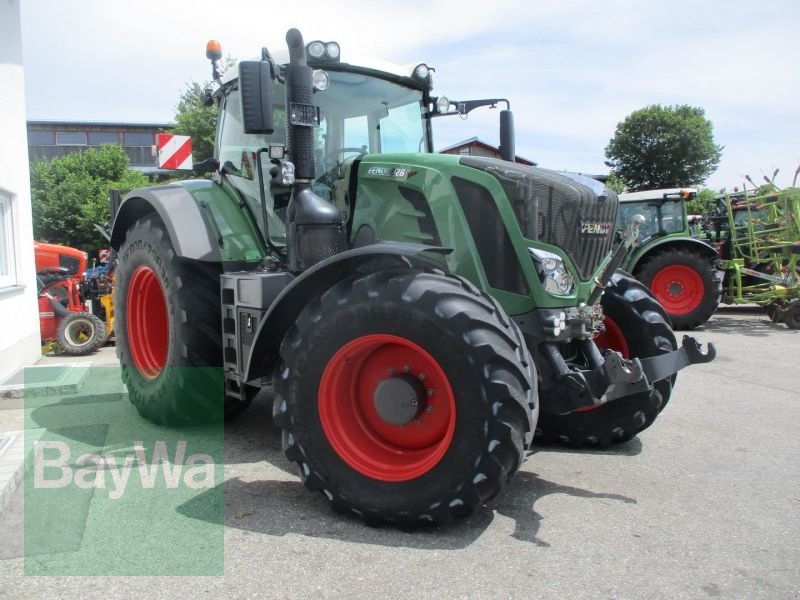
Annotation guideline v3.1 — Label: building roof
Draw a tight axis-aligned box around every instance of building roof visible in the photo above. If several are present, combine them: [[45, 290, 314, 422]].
[[437, 137, 537, 166], [27, 119, 173, 129]]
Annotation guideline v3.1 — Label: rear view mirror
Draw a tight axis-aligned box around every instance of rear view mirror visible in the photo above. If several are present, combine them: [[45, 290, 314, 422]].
[[239, 61, 274, 134], [499, 110, 515, 162]]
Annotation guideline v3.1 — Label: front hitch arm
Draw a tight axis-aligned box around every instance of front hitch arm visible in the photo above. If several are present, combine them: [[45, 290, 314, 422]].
[[542, 336, 717, 414], [636, 336, 717, 385]]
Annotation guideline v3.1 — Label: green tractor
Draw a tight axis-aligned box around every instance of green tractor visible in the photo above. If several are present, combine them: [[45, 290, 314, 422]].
[[110, 29, 715, 526], [615, 189, 722, 329]]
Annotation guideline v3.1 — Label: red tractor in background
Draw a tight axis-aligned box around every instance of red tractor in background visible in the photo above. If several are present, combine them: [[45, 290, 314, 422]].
[[35, 241, 107, 355]]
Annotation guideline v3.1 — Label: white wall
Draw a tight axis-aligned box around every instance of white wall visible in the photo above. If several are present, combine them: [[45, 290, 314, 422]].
[[0, 0, 41, 380]]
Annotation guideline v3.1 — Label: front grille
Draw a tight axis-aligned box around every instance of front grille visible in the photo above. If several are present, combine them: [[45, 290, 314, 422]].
[[460, 157, 618, 280], [452, 177, 530, 295]]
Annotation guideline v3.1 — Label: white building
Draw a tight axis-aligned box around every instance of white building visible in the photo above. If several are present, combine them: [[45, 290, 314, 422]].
[[0, 0, 41, 381]]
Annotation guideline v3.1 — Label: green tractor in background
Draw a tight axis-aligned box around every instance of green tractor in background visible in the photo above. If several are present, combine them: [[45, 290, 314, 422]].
[[616, 189, 722, 329], [110, 29, 715, 527], [615, 183, 800, 331]]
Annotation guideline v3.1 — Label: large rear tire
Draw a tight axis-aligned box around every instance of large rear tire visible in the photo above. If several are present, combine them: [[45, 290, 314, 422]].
[[536, 271, 677, 447], [272, 269, 537, 527], [57, 312, 106, 356], [635, 248, 720, 330], [115, 216, 224, 425]]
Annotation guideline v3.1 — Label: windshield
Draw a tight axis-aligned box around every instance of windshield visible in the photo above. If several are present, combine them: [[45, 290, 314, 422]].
[[617, 200, 685, 242], [218, 71, 428, 169], [315, 70, 428, 158]]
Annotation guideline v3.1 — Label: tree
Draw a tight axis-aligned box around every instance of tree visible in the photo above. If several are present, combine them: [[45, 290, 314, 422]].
[[170, 58, 235, 164], [170, 81, 218, 164], [605, 104, 723, 192], [686, 188, 716, 215], [605, 171, 626, 194], [31, 145, 148, 254]]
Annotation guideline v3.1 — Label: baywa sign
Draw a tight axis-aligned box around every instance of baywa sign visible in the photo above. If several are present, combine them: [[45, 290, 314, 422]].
[[34, 440, 215, 500]]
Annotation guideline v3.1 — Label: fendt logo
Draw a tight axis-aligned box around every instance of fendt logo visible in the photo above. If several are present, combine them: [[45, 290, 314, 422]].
[[366, 166, 414, 179], [580, 222, 613, 235]]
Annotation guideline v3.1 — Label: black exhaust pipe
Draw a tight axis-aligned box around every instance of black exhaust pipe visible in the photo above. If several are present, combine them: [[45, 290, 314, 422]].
[[284, 28, 345, 272], [284, 29, 315, 181]]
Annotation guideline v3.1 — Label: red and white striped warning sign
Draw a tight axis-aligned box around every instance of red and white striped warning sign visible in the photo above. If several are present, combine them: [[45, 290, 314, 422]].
[[156, 133, 193, 170]]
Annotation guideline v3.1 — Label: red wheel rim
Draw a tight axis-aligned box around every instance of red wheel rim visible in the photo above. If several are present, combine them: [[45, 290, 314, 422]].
[[127, 266, 168, 380], [650, 265, 704, 315], [318, 334, 456, 482], [595, 315, 629, 358]]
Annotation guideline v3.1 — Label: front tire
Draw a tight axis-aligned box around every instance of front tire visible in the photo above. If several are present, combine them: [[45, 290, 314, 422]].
[[536, 271, 677, 447], [115, 216, 224, 425], [273, 269, 537, 527], [636, 248, 720, 330]]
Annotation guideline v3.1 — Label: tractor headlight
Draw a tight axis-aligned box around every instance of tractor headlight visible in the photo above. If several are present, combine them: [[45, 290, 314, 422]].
[[308, 41, 325, 59], [528, 248, 575, 296], [307, 40, 341, 62], [325, 42, 341, 60], [312, 69, 330, 91], [412, 63, 434, 87]]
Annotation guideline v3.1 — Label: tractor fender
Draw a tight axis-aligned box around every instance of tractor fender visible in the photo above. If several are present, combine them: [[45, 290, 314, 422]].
[[110, 184, 223, 262], [244, 242, 451, 383], [629, 236, 718, 273]]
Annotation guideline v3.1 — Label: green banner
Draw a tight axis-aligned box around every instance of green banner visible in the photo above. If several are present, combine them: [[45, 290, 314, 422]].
[[23, 366, 224, 575]]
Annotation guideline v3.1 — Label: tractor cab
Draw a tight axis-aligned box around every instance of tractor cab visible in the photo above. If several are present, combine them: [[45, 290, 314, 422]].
[[617, 188, 696, 244], [207, 39, 513, 255]]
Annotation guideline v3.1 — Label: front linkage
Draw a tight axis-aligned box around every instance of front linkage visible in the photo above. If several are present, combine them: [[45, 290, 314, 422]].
[[538, 331, 715, 415], [516, 215, 716, 416]]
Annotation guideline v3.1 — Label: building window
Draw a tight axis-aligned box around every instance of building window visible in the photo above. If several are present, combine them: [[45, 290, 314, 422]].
[[56, 131, 87, 145], [28, 131, 54, 145], [89, 131, 120, 145], [459, 147, 470, 155], [124, 132, 154, 146], [0, 191, 17, 288]]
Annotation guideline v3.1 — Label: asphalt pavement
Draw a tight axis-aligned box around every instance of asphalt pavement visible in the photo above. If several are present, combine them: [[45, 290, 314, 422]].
[[0, 307, 797, 599]]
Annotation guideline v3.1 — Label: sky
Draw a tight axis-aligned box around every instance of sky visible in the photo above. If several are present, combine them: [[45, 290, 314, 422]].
[[19, 0, 800, 191]]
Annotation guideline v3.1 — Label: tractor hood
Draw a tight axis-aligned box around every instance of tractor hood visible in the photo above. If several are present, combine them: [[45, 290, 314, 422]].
[[459, 156, 618, 280]]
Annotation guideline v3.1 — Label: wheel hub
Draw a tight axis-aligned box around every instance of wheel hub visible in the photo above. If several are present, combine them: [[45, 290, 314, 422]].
[[667, 281, 684, 297], [373, 375, 426, 426]]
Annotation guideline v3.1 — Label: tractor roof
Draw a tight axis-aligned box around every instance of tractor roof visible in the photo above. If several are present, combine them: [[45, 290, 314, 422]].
[[220, 50, 426, 87], [619, 188, 697, 202]]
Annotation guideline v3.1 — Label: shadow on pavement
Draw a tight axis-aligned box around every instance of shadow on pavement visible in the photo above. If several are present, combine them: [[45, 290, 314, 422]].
[[177, 470, 636, 550], [532, 436, 643, 457], [194, 392, 641, 550], [703, 312, 796, 336]]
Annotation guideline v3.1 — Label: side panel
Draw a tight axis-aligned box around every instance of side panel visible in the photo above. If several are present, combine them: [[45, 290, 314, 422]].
[[110, 180, 264, 263]]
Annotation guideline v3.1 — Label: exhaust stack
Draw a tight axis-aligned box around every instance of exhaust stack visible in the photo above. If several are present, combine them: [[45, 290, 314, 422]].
[[283, 28, 345, 272]]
